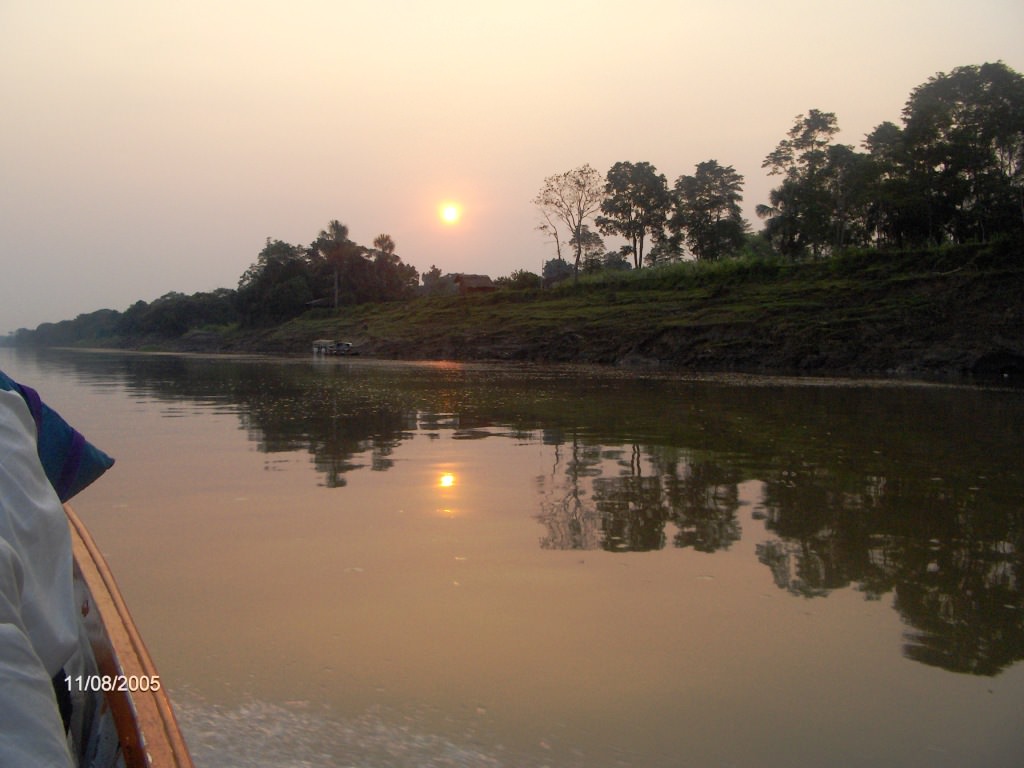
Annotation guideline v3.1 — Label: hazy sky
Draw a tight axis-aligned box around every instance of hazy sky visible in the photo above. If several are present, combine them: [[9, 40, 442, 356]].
[[2, 0, 1022, 334]]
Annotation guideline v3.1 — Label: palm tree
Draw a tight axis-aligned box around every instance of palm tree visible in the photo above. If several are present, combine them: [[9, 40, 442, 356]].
[[320, 219, 349, 244], [318, 220, 351, 308], [373, 233, 396, 256]]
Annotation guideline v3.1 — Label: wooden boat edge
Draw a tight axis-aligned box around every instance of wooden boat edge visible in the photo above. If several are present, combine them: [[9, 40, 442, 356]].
[[65, 504, 195, 768]]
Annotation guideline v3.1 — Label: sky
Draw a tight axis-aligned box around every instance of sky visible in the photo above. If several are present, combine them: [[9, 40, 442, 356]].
[[1, 0, 1022, 335]]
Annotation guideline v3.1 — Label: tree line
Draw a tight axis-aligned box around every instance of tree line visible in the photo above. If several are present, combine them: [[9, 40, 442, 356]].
[[7, 61, 1021, 346], [6, 221, 419, 345], [535, 61, 1024, 275], [235, 220, 418, 326]]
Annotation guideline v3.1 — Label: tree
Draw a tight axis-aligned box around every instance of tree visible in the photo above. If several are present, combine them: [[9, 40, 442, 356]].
[[533, 164, 605, 276], [900, 61, 1024, 243], [644, 239, 681, 268], [303, 220, 419, 305], [570, 225, 606, 273], [371, 250, 418, 301], [542, 257, 574, 285], [313, 220, 355, 308], [603, 247, 633, 272], [366, 233, 416, 301], [596, 161, 670, 269], [823, 143, 874, 250], [853, 62, 1024, 248], [373, 233, 396, 255], [236, 238, 312, 326], [318, 219, 349, 247], [670, 160, 747, 261], [758, 110, 857, 258], [861, 121, 924, 247], [496, 269, 542, 290], [421, 265, 443, 293]]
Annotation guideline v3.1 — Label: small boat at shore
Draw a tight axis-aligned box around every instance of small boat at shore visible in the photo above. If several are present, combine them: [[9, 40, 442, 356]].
[[312, 339, 358, 356], [64, 504, 194, 768]]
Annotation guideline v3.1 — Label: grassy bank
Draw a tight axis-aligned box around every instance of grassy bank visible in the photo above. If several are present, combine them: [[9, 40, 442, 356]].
[[80, 240, 1024, 376]]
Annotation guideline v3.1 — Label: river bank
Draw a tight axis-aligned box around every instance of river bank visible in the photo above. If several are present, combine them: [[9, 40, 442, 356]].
[[163, 244, 1024, 378], [12, 241, 1024, 378]]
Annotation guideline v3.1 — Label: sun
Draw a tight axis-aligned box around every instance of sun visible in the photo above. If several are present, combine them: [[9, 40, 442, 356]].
[[439, 202, 462, 225]]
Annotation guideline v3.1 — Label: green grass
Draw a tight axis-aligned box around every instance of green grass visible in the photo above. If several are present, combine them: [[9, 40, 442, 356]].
[[114, 238, 1023, 374]]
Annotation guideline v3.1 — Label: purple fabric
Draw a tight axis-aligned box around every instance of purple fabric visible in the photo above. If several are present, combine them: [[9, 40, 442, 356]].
[[0, 371, 114, 501]]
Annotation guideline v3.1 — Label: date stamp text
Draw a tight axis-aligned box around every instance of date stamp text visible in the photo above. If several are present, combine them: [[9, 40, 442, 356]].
[[65, 674, 162, 693]]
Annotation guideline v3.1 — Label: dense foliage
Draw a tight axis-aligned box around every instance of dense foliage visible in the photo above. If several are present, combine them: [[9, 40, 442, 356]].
[[236, 220, 418, 326], [7, 221, 418, 345], [7, 291, 239, 347], [537, 61, 1024, 267], [757, 65, 1024, 256]]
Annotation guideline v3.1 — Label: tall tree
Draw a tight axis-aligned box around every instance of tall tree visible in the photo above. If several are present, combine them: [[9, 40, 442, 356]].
[[822, 144, 873, 250], [373, 233, 396, 255], [533, 164, 605, 276], [596, 161, 670, 269], [371, 249, 418, 301], [670, 160, 747, 261], [861, 121, 923, 247], [236, 238, 312, 326], [314, 219, 359, 307], [900, 61, 1024, 243], [758, 110, 857, 258]]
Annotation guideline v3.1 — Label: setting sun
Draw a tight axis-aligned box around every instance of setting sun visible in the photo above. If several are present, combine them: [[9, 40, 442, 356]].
[[439, 472, 456, 488], [439, 202, 462, 225]]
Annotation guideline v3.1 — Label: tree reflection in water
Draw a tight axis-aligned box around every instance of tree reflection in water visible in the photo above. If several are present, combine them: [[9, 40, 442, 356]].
[[26, 350, 1024, 676], [536, 442, 742, 554]]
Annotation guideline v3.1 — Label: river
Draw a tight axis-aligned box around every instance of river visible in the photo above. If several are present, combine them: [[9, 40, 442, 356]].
[[2, 347, 1022, 767]]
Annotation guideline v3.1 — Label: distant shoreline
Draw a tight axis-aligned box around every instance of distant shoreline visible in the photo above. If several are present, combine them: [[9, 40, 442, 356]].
[[15, 242, 1020, 382]]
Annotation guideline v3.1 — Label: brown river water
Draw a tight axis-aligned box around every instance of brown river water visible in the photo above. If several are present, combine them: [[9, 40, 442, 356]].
[[2, 347, 1022, 767]]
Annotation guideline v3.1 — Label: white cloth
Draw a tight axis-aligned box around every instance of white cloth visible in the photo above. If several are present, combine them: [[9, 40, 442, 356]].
[[0, 388, 76, 766]]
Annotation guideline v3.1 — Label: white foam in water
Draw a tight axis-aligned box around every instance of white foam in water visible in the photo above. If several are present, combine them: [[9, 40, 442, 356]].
[[173, 691, 566, 768]]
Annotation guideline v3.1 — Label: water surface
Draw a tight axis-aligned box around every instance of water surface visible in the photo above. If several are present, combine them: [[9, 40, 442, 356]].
[[2, 348, 1022, 767]]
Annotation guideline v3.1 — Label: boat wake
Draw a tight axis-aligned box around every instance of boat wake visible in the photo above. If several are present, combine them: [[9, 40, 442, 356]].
[[172, 690, 573, 768]]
